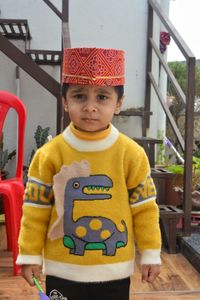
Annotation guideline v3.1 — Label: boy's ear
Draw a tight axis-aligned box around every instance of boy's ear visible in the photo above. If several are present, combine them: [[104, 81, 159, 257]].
[[62, 97, 68, 112], [114, 96, 124, 115]]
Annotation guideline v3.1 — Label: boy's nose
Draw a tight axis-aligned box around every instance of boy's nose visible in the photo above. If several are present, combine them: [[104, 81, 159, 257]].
[[83, 100, 97, 112]]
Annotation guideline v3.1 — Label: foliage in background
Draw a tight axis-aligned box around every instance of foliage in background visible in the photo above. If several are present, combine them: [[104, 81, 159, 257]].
[[165, 156, 200, 192], [167, 62, 186, 96], [167, 62, 200, 98], [23, 125, 51, 184], [194, 98, 200, 112], [166, 62, 200, 154], [194, 141, 200, 158], [0, 133, 16, 177], [156, 129, 166, 165], [167, 62, 200, 119], [167, 62, 187, 124]]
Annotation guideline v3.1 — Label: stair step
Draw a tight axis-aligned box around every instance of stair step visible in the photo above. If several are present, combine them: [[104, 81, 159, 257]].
[[180, 233, 200, 273], [0, 19, 31, 40], [119, 109, 152, 117], [159, 205, 183, 253], [151, 167, 174, 178], [26, 49, 61, 65], [159, 204, 183, 214], [133, 137, 162, 145]]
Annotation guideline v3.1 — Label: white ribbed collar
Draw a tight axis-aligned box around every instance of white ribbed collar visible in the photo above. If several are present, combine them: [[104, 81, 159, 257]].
[[62, 124, 119, 152]]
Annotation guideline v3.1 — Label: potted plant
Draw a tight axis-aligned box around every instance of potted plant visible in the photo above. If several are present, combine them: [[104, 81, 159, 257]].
[[0, 133, 16, 179], [155, 136, 200, 208], [165, 156, 200, 210]]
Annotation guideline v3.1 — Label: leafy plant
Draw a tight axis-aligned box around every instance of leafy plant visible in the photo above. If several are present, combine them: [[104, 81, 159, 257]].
[[165, 156, 200, 193], [23, 125, 51, 184], [156, 130, 166, 165], [29, 125, 51, 163], [164, 157, 200, 210], [0, 133, 16, 178], [165, 164, 184, 175], [192, 156, 200, 192]]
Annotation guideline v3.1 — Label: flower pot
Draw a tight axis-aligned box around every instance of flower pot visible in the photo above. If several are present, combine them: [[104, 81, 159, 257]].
[[165, 174, 183, 206]]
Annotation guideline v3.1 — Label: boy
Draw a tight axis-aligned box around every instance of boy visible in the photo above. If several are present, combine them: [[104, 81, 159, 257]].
[[17, 47, 161, 300]]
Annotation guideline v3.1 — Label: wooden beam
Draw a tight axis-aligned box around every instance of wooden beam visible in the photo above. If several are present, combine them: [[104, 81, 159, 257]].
[[42, 0, 62, 20], [62, 0, 69, 22], [148, 72, 185, 151], [150, 38, 186, 104], [61, 0, 71, 130], [183, 56, 196, 235], [0, 33, 60, 98], [62, 0, 71, 48], [149, 0, 195, 60], [62, 22, 71, 49], [144, 3, 153, 133]]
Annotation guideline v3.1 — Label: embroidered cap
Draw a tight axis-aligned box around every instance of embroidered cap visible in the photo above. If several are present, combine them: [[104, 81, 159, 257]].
[[62, 47, 125, 86]]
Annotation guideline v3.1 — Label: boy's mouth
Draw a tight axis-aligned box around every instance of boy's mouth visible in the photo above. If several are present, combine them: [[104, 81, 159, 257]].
[[82, 118, 98, 122]]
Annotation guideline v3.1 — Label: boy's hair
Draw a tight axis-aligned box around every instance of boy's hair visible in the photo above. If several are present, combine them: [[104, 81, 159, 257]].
[[62, 83, 124, 101]]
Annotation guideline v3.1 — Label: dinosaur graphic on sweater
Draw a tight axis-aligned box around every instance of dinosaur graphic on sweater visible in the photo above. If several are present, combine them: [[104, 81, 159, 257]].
[[48, 160, 127, 256]]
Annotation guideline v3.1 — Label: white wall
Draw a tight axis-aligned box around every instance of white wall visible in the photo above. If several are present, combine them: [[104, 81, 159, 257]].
[[69, 0, 150, 137], [0, 39, 58, 169], [0, 0, 170, 172]]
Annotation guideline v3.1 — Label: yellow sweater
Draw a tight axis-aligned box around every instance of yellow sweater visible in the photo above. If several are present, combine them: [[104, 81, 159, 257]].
[[17, 123, 161, 282]]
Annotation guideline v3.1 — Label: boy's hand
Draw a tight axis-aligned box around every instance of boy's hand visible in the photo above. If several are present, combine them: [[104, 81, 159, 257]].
[[21, 264, 42, 286], [141, 264, 160, 283]]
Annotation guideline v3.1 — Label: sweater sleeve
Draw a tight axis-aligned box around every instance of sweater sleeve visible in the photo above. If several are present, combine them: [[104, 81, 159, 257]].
[[127, 146, 161, 265], [17, 148, 55, 265]]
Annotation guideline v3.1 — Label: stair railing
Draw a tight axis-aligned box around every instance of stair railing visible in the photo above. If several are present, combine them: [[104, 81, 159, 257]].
[[42, 0, 71, 130], [0, 1, 71, 133], [146, 0, 195, 235]]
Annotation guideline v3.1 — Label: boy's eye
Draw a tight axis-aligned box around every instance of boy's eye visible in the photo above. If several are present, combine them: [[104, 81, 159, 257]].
[[74, 94, 84, 99], [97, 95, 108, 100]]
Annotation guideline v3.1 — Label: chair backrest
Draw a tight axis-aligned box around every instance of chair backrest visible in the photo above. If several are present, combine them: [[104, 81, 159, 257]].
[[0, 91, 26, 179]]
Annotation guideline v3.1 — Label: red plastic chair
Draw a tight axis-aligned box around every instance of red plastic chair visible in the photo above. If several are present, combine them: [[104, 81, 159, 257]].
[[0, 91, 26, 275]]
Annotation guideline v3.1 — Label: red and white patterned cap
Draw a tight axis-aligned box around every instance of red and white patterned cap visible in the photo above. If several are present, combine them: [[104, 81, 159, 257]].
[[62, 47, 125, 86]]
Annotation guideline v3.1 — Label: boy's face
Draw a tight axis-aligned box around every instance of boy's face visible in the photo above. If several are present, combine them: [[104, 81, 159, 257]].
[[63, 85, 123, 132]]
